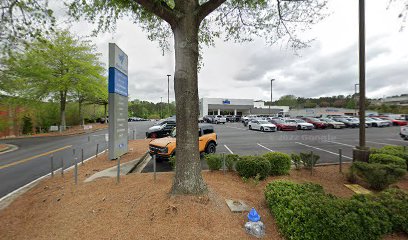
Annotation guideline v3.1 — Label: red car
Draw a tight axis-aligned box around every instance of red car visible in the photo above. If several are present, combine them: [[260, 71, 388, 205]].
[[269, 119, 297, 131], [378, 117, 407, 126], [301, 117, 328, 129]]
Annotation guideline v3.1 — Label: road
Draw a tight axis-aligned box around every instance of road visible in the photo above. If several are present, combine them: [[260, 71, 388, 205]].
[[0, 121, 154, 198]]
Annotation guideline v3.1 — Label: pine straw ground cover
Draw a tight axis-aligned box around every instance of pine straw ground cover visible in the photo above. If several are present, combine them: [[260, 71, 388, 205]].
[[0, 140, 407, 240]]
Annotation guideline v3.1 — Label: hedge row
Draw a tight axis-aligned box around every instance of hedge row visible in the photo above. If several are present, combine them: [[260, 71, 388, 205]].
[[371, 146, 408, 170], [264, 181, 408, 240]]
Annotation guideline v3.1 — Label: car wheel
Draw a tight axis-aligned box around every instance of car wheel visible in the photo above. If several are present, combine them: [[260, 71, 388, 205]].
[[223, 122, 225, 124], [260, 127, 264, 132], [297, 125, 301, 130], [205, 142, 216, 154], [249, 125, 252, 130]]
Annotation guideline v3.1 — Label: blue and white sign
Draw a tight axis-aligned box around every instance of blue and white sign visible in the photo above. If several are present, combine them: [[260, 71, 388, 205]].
[[108, 67, 128, 96], [222, 99, 231, 105], [108, 43, 129, 160]]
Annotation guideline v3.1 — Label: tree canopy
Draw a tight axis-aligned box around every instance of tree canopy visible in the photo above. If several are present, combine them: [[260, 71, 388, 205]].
[[1, 30, 107, 128]]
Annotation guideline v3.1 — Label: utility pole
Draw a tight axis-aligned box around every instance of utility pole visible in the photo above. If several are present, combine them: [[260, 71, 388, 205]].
[[160, 97, 163, 119], [270, 79, 275, 116], [353, 0, 369, 162], [354, 83, 359, 116], [167, 74, 171, 117]]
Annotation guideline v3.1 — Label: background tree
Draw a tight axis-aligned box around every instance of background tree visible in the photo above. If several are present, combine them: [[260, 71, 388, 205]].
[[68, 0, 328, 195], [1, 30, 106, 130], [275, 95, 297, 109]]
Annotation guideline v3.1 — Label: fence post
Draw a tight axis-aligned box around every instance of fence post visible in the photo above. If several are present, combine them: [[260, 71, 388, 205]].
[[88, 135, 91, 142], [117, 156, 120, 184], [81, 148, 84, 165], [74, 157, 78, 185], [73, 148, 76, 156], [222, 153, 226, 174], [310, 151, 314, 176], [61, 157, 64, 177], [50, 155, 54, 177], [339, 149, 343, 173], [96, 143, 99, 158], [133, 130, 136, 140], [153, 155, 156, 182]]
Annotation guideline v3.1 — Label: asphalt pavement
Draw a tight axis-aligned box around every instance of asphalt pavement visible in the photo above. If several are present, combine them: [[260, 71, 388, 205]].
[[0, 121, 155, 198]]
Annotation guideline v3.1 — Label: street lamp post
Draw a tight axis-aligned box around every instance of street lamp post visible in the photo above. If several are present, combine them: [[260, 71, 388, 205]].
[[354, 83, 359, 116], [160, 97, 163, 119], [167, 74, 171, 117], [270, 79, 275, 116], [353, 0, 369, 162]]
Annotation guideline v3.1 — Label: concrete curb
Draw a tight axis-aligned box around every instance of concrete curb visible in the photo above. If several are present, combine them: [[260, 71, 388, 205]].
[[0, 144, 18, 155], [0, 127, 108, 140], [84, 151, 150, 182], [0, 149, 107, 211]]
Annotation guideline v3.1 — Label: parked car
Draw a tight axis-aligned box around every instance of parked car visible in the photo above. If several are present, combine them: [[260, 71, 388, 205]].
[[213, 115, 226, 124], [301, 117, 328, 129], [369, 117, 391, 127], [400, 126, 408, 140], [233, 115, 242, 122], [319, 118, 345, 129], [225, 115, 235, 122], [145, 119, 176, 138], [268, 119, 297, 131], [378, 117, 408, 126], [285, 119, 314, 130], [248, 120, 277, 132], [149, 124, 217, 159], [332, 117, 359, 128]]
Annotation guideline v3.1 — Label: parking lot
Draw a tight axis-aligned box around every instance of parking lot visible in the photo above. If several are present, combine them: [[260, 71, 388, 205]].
[[139, 121, 407, 173]]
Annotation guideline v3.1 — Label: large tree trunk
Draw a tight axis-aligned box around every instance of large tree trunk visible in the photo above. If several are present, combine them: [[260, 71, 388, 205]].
[[60, 91, 67, 131], [171, 3, 207, 195]]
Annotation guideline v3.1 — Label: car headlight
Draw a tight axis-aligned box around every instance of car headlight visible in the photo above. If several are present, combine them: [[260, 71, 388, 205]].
[[161, 147, 168, 153]]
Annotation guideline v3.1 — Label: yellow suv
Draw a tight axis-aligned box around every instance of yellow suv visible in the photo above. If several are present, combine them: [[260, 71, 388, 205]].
[[149, 124, 217, 159]]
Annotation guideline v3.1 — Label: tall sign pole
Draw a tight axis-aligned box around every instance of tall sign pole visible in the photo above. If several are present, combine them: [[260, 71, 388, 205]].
[[167, 74, 171, 117], [108, 43, 129, 160]]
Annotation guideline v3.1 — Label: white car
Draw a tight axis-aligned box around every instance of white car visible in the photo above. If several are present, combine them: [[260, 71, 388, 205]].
[[213, 115, 226, 124], [369, 117, 391, 127], [248, 120, 277, 132], [400, 126, 408, 140], [285, 119, 314, 130], [320, 118, 345, 129]]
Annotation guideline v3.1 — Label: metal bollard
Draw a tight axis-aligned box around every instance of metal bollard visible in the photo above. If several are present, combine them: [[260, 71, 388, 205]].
[[61, 157, 64, 177], [222, 153, 226, 174], [50, 155, 54, 177], [81, 148, 84, 165], [73, 148, 76, 156], [117, 156, 120, 184], [153, 155, 156, 182], [88, 135, 91, 142], [74, 157, 78, 185], [96, 143, 99, 158], [339, 149, 343, 173], [404, 146, 406, 152], [310, 151, 314, 176], [133, 130, 136, 140]]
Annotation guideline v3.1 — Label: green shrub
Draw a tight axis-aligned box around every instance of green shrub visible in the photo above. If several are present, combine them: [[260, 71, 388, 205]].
[[263, 152, 291, 175], [351, 162, 406, 190], [371, 146, 408, 170], [264, 181, 394, 240], [205, 154, 222, 171], [225, 154, 239, 171], [369, 153, 407, 169], [299, 152, 320, 168], [235, 156, 271, 180], [290, 153, 302, 170]]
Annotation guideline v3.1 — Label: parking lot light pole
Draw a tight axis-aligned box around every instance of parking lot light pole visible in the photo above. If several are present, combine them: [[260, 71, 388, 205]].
[[270, 79, 275, 116], [167, 74, 171, 117], [353, 0, 370, 162], [160, 97, 163, 119]]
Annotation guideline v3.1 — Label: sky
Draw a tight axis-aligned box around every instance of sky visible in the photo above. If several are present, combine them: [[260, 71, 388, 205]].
[[54, 0, 408, 103]]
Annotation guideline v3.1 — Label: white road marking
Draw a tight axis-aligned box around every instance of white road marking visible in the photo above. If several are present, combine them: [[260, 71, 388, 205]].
[[295, 142, 352, 160], [257, 143, 274, 152], [224, 125, 247, 131], [224, 145, 234, 154], [326, 141, 354, 147], [365, 140, 396, 146], [386, 139, 407, 143]]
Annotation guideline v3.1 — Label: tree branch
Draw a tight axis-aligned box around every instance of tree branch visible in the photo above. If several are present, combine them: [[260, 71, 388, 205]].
[[133, 0, 178, 26], [197, 0, 226, 23]]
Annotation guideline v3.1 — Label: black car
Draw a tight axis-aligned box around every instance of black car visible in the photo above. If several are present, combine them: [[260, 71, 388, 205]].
[[146, 119, 176, 138]]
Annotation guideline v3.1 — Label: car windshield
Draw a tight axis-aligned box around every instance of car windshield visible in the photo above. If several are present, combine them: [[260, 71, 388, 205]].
[[295, 119, 306, 123], [322, 118, 333, 122], [309, 118, 321, 122], [274, 119, 284, 124], [258, 120, 269, 124]]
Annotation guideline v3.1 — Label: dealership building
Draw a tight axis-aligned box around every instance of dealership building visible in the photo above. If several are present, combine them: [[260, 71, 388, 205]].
[[199, 98, 289, 117]]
